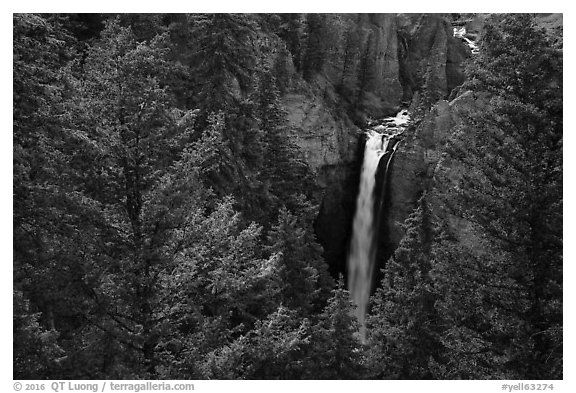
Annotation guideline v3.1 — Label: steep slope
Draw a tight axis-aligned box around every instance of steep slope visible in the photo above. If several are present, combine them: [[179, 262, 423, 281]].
[[281, 13, 471, 275]]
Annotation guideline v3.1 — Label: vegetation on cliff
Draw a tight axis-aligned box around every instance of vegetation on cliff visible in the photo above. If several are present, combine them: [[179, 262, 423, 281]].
[[13, 13, 562, 379], [369, 14, 562, 379]]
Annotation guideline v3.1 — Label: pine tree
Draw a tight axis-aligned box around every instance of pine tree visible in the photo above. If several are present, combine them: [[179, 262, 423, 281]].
[[255, 68, 316, 215], [308, 277, 365, 379], [277, 14, 304, 72], [13, 15, 93, 374], [302, 13, 329, 80], [13, 290, 64, 379], [428, 234, 530, 379], [13, 12, 72, 301], [429, 14, 562, 379], [188, 111, 235, 186], [190, 13, 257, 115], [198, 306, 311, 379], [266, 207, 334, 315], [54, 19, 189, 377], [271, 44, 293, 94], [366, 196, 441, 379], [153, 193, 283, 379], [117, 14, 166, 42]]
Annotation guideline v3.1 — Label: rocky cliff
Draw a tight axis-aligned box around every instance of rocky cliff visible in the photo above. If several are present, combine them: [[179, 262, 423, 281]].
[[385, 99, 453, 250], [372, 12, 563, 268], [398, 14, 470, 105], [382, 89, 498, 265], [351, 14, 404, 117], [280, 13, 472, 275], [282, 91, 362, 275]]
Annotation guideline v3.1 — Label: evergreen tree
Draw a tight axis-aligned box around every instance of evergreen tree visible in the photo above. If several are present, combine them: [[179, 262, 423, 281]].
[[430, 14, 562, 379], [53, 19, 189, 377], [198, 306, 311, 379], [13, 290, 64, 379], [266, 207, 334, 315], [302, 14, 329, 80], [366, 196, 441, 379], [13, 12, 73, 303], [153, 193, 283, 379], [271, 43, 293, 94], [428, 234, 530, 379], [14, 12, 562, 381], [277, 14, 304, 72], [255, 68, 316, 214], [308, 278, 365, 379], [117, 14, 166, 42], [189, 111, 234, 186], [13, 14, 93, 373], [190, 13, 257, 115]]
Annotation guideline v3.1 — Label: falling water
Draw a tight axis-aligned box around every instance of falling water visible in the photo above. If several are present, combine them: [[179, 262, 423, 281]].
[[453, 26, 479, 54], [348, 130, 388, 343], [348, 110, 408, 343]]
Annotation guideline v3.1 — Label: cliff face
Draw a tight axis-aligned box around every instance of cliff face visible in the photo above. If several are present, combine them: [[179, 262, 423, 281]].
[[384, 91, 489, 259], [399, 14, 470, 102], [283, 93, 359, 173], [283, 91, 362, 275], [352, 14, 469, 117], [319, 14, 404, 119], [385, 99, 453, 249], [427, 92, 493, 255], [375, 12, 562, 264], [281, 13, 472, 275], [356, 14, 404, 117]]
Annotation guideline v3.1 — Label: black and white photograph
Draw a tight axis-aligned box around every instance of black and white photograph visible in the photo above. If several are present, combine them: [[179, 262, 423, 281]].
[[11, 6, 564, 385]]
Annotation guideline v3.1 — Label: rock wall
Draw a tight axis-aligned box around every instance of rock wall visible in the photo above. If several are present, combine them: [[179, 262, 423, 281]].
[[361, 14, 404, 117], [399, 14, 470, 102], [383, 91, 487, 260], [283, 93, 359, 173], [281, 13, 472, 276], [282, 92, 361, 275], [427, 92, 492, 255], [321, 14, 405, 119], [385, 99, 453, 251]]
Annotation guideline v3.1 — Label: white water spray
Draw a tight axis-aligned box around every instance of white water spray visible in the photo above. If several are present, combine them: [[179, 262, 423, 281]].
[[453, 26, 479, 54], [348, 110, 409, 343], [348, 130, 388, 343]]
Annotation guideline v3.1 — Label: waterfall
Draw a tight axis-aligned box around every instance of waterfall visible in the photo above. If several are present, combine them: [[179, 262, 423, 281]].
[[347, 130, 390, 343], [348, 110, 408, 343], [453, 26, 479, 54]]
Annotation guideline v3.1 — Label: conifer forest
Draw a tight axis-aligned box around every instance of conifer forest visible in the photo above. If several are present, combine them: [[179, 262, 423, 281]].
[[13, 13, 563, 380]]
